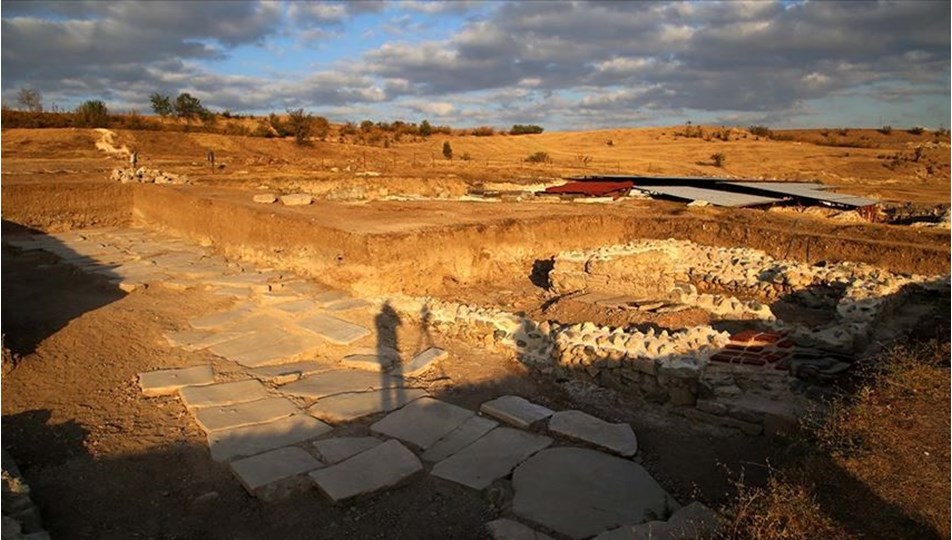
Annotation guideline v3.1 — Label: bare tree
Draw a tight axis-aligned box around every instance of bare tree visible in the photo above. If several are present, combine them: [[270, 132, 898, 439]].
[[17, 88, 43, 112]]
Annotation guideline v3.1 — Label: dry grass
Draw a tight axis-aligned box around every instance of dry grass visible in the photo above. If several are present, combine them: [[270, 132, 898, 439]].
[[719, 341, 950, 540]]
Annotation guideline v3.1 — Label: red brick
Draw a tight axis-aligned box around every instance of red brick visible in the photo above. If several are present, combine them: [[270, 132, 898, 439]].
[[730, 330, 761, 343], [775, 339, 794, 349], [739, 356, 767, 366], [745, 345, 765, 353], [710, 352, 737, 364]]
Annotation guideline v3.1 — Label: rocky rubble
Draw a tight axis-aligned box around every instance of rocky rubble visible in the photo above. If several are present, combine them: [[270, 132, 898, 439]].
[[385, 295, 731, 406], [2, 450, 49, 540], [550, 238, 949, 351], [110, 167, 187, 184]]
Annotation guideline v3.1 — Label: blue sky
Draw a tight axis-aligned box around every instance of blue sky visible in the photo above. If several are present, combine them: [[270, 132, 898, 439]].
[[2, 1, 949, 130]]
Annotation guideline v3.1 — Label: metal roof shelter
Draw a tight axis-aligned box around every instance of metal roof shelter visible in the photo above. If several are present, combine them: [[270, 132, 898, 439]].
[[725, 182, 878, 208], [630, 185, 781, 208]]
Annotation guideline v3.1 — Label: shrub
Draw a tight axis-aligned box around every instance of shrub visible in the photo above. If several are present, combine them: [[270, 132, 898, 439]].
[[576, 154, 593, 167], [907, 126, 925, 135], [286, 108, 316, 146], [442, 141, 453, 160], [510, 124, 544, 135], [525, 151, 551, 163], [470, 126, 495, 137], [268, 113, 290, 137], [711, 152, 726, 167], [748, 125, 772, 137], [313, 116, 330, 140], [74, 100, 109, 128], [459, 152, 473, 161], [878, 125, 892, 135], [419, 119, 433, 137]]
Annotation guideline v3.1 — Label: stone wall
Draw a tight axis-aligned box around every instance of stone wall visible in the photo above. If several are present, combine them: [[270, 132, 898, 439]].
[[550, 239, 949, 352], [386, 295, 729, 406]]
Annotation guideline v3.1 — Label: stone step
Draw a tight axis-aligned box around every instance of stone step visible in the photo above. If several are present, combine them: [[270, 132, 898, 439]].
[[312, 437, 384, 464], [307, 388, 428, 423], [370, 397, 475, 450], [208, 414, 333, 462], [179, 379, 271, 408], [480, 396, 555, 429], [547, 410, 638, 457], [229, 447, 324, 501], [192, 397, 300, 433], [431, 428, 552, 490], [309, 439, 423, 503], [138, 365, 214, 397]]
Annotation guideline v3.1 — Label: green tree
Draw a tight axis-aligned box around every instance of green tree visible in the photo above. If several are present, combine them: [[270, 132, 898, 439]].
[[420, 119, 433, 137], [150, 93, 173, 117], [442, 140, 453, 160], [17, 88, 43, 112], [286, 108, 315, 146], [75, 100, 109, 128], [174, 92, 208, 126]]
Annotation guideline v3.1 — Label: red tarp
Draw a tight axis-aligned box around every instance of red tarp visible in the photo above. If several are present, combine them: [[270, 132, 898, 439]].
[[544, 181, 634, 197]]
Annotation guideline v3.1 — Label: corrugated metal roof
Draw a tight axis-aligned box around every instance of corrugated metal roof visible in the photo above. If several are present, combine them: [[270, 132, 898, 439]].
[[631, 185, 781, 207], [727, 182, 878, 207]]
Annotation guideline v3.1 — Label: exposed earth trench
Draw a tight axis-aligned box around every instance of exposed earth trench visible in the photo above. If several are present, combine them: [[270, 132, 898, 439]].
[[1, 173, 948, 539]]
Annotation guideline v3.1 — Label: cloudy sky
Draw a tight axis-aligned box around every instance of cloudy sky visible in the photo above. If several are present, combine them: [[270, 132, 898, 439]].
[[2, 0, 949, 130]]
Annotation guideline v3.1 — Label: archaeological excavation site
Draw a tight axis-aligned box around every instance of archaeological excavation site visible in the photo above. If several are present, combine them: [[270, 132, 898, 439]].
[[2, 126, 949, 540]]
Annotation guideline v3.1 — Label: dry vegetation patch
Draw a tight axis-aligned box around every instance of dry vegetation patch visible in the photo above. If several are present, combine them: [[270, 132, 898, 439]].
[[719, 341, 950, 539]]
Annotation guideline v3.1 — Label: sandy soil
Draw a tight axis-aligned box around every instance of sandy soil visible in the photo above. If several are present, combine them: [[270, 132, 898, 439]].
[[0, 125, 947, 538], [1, 241, 773, 539]]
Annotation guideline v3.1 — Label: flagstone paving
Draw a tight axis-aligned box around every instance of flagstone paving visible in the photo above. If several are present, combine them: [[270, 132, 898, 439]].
[[27, 228, 711, 537]]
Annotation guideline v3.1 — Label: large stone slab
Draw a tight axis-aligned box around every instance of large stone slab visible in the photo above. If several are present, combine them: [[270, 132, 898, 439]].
[[273, 298, 321, 316], [341, 353, 395, 372], [548, 410, 638, 457], [512, 447, 679, 539], [401, 347, 448, 377], [138, 365, 214, 396], [298, 314, 370, 345], [593, 502, 719, 540], [208, 414, 333, 462], [422, 415, 499, 463], [229, 333, 326, 368], [308, 388, 428, 423], [209, 329, 325, 368], [248, 361, 333, 384], [371, 397, 474, 450], [279, 369, 407, 399], [324, 298, 371, 312], [480, 396, 554, 429], [312, 289, 350, 306], [179, 379, 270, 408], [309, 439, 422, 503], [192, 397, 300, 432], [190, 305, 256, 329], [229, 447, 323, 501], [313, 437, 384, 464], [431, 428, 552, 490], [164, 330, 243, 352], [486, 519, 554, 540]]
